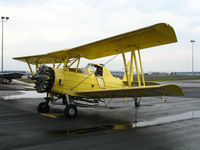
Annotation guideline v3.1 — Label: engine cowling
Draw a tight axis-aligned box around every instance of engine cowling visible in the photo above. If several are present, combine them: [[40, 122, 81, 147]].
[[32, 65, 55, 93]]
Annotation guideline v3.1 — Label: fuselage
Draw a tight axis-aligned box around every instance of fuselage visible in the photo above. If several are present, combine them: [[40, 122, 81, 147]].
[[50, 63, 126, 97]]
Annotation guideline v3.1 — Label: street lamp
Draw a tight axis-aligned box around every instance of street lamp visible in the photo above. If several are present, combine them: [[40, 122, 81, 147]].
[[1, 16, 9, 71], [190, 40, 195, 73]]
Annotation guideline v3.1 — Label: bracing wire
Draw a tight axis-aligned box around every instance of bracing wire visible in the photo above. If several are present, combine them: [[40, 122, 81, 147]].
[[104, 54, 119, 66]]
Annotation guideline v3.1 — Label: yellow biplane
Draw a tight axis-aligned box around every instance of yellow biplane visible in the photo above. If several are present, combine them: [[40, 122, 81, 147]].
[[13, 23, 183, 118]]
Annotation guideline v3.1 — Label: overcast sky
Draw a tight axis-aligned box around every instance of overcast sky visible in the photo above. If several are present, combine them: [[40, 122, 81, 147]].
[[0, 0, 199, 72]]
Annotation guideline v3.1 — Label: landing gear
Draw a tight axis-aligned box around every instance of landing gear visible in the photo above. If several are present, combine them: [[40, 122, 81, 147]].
[[38, 94, 78, 118], [134, 98, 140, 107], [64, 104, 77, 118], [38, 94, 51, 113], [37, 102, 50, 113], [62, 95, 78, 118]]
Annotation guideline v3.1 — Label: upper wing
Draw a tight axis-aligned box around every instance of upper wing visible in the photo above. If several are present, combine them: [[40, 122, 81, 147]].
[[76, 84, 183, 98], [13, 53, 65, 65], [13, 23, 177, 64]]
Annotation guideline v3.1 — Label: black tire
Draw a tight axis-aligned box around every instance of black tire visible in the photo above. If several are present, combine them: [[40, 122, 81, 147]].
[[64, 105, 77, 118], [134, 98, 140, 107], [38, 102, 50, 113]]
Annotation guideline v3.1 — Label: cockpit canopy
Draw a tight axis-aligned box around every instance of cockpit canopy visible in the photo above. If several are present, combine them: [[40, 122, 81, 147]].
[[85, 63, 103, 76]]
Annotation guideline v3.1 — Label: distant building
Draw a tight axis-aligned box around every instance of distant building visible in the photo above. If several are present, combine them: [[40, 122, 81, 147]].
[[175, 72, 200, 76], [111, 71, 200, 77], [0, 70, 28, 75], [111, 71, 124, 76]]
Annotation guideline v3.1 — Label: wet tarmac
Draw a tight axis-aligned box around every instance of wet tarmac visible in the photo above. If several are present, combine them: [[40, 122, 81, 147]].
[[0, 80, 200, 150]]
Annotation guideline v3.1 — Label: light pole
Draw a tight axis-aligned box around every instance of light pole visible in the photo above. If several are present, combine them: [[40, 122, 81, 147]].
[[1, 16, 9, 71], [190, 40, 195, 73]]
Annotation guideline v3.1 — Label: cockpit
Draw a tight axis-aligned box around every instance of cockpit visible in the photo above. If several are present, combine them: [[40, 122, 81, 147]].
[[85, 63, 103, 76]]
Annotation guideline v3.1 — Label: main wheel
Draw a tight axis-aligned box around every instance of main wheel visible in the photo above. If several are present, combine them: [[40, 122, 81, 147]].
[[37, 102, 50, 113], [64, 105, 77, 118], [134, 98, 140, 107]]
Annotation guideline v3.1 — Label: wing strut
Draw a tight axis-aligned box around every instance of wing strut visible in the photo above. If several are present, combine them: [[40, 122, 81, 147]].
[[26, 59, 34, 76], [75, 57, 80, 72], [64, 56, 69, 70], [138, 50, 145, 86], [56, 60, 63, 68], [121, 40, 129, 84], [128, 51, 134, 87], [123, 49, 146, 87], [36, 63, 38, 70], [133, 51, 141, 87], [67, 57, 79, 69], [53, 59, 55, 68]]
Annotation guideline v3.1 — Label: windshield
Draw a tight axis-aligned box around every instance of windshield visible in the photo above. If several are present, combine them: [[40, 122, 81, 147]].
[[85, 63, 103, 76], [85, 64, 90, 69]]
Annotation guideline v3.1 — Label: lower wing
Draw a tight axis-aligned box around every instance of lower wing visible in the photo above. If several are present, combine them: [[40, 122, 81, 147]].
[[76, 84, 183, 98]]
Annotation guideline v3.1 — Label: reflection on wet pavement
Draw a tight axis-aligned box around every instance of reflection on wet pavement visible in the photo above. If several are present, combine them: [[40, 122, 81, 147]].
[[134, 110, 200, 127], [2, 91, 45, 100], [48, 124, 134, 136], [47, 109, 200, 136]]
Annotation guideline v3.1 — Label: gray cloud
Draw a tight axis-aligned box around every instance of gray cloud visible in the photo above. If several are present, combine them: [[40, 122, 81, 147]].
[[0, 0, 199, 72]]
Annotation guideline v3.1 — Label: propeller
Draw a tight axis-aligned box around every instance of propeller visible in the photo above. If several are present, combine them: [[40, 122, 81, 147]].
[[32, 65, 55, 93]]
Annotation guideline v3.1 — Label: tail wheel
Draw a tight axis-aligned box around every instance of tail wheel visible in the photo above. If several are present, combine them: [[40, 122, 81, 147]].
[[64, 105, 77, 118], [38, 102, 50, 113]]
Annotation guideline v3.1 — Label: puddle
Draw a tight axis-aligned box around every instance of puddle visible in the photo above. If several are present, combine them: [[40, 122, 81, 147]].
[[48, 124, 134, 136], [48, 110, 200, 136], [2, 91, 45, 100], [48, 126, 111, 136]]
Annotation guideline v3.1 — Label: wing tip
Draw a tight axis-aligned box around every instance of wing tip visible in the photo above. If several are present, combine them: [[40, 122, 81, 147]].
[[162, 84, 184, 96]]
